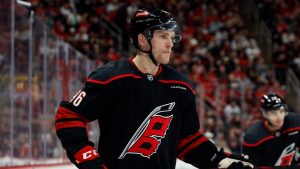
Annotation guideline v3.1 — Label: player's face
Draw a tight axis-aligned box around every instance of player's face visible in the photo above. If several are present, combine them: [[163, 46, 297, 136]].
[[151, 30, 175, 64], [265, 108, 285, 130]]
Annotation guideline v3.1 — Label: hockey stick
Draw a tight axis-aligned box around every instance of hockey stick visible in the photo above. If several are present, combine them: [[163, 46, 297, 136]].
[[252, 166, 300, 169], [215, 166, 300, 169]]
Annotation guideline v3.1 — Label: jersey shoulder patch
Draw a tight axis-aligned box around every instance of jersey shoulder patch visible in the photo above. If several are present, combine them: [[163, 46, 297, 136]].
[[87, 59, 140, 84], [243, 122, 273, 147]]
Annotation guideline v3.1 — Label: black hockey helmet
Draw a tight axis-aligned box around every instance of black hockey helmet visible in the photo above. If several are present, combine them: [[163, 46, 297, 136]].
[[260, 93, 287, 113], [129, 9, 182, 53]]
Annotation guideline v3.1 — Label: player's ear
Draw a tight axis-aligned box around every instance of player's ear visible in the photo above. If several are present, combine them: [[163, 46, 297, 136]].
[[138, 34, 146, 45], [138, 33, 150, 51], [261, 108, 267, 118]]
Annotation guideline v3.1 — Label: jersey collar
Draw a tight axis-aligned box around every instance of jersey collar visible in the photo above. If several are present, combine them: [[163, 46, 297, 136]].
[[129, 57, 163, 78]]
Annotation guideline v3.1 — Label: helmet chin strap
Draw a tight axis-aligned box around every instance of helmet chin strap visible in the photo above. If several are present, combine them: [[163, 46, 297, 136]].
[[148, 52, 158, 66], [137, 38, 158, 66], [266, 121, 280, 131], [262, 113, 276, 131], [145, 38, 159, 66]]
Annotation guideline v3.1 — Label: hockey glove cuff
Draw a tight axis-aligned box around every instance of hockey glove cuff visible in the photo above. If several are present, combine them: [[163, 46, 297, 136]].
[[67, 142, 107, 169]]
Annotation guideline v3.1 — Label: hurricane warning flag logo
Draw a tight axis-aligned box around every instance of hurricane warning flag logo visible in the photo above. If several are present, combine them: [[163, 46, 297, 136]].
[[275, 143, 295, 166], [119, 102, 175, 159]]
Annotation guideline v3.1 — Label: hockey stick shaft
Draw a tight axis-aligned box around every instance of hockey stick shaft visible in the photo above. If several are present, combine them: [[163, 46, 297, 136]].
[[215, 166, 300, 169]]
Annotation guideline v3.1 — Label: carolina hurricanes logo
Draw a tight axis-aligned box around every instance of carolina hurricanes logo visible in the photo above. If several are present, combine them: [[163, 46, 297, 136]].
[[118, 102, 175, 159], [275, 143, 296, 166]]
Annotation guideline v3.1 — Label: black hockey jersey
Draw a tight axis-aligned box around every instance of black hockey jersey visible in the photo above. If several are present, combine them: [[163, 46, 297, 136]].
[[55, 58, 219, 169], [243, 113, 300, 167]]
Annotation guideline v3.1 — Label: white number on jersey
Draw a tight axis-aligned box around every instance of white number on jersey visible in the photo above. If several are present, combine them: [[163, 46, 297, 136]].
[[70, 90, 86, 107]]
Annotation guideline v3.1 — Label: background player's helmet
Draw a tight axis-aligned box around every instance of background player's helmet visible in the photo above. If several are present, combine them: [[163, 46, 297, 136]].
[[260, 93, 287, 114], [130, 9, 182, 50]]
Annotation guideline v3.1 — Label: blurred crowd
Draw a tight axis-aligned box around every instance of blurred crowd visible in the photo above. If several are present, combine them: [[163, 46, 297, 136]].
[[1, 0, 299, 161], [253, 0, 300, 79]]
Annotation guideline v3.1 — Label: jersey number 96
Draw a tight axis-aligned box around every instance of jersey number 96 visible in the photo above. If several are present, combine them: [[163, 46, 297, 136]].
[[70, 90, 86, 107]]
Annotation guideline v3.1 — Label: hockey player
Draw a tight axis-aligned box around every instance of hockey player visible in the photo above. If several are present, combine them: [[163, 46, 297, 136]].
[[55, 9, 253, 169], [243, 93, 300, 167]]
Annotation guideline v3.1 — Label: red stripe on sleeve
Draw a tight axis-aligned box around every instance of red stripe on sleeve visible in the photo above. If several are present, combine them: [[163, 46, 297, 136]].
[[178, 136, 208, 159], [55, 121, 87, 131], [55, 106, 88, 122], [177, 131, 201, 150]]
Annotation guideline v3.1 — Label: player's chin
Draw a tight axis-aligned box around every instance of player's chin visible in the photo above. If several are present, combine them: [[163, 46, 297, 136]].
[[159, 58, 170, 65], [160, 54, 171, 64], [273, 122, 284, 130]]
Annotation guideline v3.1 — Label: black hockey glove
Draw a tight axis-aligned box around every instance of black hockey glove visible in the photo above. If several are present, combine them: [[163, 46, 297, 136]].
[[75, 157, 106, 169], [211, 148, 254, 169]]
